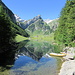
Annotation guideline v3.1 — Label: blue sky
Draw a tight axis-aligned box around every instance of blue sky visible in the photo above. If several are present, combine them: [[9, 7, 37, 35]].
[[2, 0, 66, 20]]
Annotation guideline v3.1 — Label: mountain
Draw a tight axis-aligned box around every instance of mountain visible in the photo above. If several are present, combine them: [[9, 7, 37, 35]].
[[15, 15, 43, 29], [15, 14, 59, 36], [48, 18, 59, 32], [0, 0, 29, 53], [15, 15, 52, 35], [44, 19, 53, 24], [25, 16, 52, 35], [0, 0, 29, 37], [0, 0, 16, 24], [25, 17, 59, 36], [14, 14, 26, 23]]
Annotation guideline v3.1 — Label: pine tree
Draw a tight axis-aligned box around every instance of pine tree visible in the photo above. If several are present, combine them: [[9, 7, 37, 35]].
[[54, 0, 75, 46]]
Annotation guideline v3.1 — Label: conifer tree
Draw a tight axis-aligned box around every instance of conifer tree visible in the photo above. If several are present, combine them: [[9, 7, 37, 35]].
[[54, 0, 75, 46]]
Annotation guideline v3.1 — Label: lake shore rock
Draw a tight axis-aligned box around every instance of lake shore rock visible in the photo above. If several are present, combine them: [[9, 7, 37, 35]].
[[58, 47, 75, 75]]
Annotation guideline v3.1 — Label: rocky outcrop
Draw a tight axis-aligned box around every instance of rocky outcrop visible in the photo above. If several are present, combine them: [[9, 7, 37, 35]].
[[0, 0, 16, 24], [59, 47, 75, 75]]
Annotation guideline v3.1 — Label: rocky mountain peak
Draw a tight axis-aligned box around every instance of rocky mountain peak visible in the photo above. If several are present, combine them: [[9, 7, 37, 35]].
[[24, 15, 42, 28], [33, 15, 42, 20], [15, 15, 43, 29], [14, 14, 26, 22], [30, 15, 42, 23]]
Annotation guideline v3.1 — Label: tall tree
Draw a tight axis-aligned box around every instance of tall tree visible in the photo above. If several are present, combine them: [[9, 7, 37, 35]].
[[54, 0, 75, 46]]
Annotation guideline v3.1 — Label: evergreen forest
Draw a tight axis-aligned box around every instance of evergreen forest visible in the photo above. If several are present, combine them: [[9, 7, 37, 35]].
[[54, 0, 75, 47]]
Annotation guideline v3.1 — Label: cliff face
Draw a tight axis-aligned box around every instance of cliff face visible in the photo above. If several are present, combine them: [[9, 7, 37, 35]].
[[0, 0, 16, 24]]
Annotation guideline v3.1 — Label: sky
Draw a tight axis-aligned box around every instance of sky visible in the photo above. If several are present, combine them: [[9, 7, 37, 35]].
[[2, 0, 66, 20]]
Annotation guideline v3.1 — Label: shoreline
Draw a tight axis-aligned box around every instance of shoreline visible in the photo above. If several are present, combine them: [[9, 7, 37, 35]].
[[58, 47, 75, 75]]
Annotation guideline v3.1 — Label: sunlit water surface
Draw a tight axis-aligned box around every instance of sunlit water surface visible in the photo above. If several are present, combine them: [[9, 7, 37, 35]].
[[10, 55, 62, 75], [0, 40, 63, 75]]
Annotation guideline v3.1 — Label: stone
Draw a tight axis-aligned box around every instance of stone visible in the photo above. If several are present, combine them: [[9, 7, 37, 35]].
[[73, 72, 75, 75]]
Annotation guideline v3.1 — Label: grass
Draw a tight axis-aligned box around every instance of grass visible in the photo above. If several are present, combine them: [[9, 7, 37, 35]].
[[15, 34, 29, 42], [30, 33, 54, 42], [15, 33, 54, 42]]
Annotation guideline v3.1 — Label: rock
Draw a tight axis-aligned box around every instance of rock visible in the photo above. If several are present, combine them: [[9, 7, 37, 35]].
[[69, 57, 74, 60], [63, 47, 70, 53], [14, 14, 26, 22], [73, 72, 75, 75]]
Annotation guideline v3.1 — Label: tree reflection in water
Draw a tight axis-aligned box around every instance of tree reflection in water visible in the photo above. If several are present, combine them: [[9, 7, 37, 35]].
[[0, 40, 29, 73]]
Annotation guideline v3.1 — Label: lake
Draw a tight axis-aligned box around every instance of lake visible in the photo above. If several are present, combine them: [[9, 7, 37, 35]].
[[0, 40, 63, 75]]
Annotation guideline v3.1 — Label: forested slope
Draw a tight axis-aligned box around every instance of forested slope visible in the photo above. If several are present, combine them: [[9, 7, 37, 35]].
[[54, 0, 75, 47], [0, 0, 29, 53]]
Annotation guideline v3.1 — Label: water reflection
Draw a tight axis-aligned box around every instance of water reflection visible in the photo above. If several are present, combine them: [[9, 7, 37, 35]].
[[0, 40, 63, 75], [15, 41, 54, 61], [0, 40, 29, 75]]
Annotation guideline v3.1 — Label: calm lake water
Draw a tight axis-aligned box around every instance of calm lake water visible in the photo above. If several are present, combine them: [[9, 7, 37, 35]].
[[0, 40, 63, 75]]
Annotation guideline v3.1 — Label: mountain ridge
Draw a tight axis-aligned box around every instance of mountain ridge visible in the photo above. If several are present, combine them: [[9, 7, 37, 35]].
[[14, 14, 59, 36], [15, 15, 42, 29]]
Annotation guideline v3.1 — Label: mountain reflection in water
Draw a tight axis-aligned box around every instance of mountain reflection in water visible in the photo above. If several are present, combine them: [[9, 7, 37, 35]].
[[0, 40, 63, 75], [0, 40, 29, 74]]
